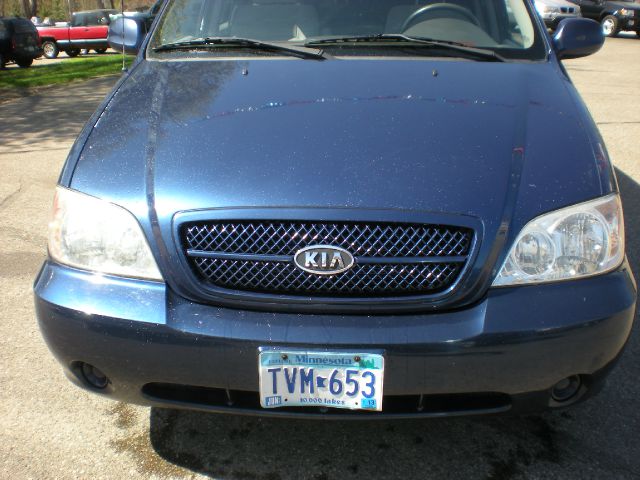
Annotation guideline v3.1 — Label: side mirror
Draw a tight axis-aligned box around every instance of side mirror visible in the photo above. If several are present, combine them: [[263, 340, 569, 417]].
[[552, 18, 604, 60], [108, 16, 148, 55]]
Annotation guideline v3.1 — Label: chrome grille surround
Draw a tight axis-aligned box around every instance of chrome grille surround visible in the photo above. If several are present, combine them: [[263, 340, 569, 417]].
[[182, 221, 473, 297]]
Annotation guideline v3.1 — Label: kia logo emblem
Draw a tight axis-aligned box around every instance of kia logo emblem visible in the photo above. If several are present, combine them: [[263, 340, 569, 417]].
[[293, 245, 355, 275]]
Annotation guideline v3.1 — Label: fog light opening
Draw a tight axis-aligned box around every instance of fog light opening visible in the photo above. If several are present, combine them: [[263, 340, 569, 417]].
[[551, 375, 582, 402], [80, 363, 109, 389]]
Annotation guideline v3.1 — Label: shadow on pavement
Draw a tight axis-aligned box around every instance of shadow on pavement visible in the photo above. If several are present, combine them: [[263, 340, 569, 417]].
[[149, 408, 571, 479], [145, 172, 639, 480], [0, 75, 119, 153]]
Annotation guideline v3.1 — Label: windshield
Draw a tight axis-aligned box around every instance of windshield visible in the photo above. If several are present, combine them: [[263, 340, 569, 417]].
[[149, 0, 545, 60]]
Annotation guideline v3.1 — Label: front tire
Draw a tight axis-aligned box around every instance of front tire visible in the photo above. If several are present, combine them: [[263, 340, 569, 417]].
[[601, 15, 619, 37], [94, 48, 107, 54], [16, 58, 33, 68], [42, 40, 59, 59], [66, 49, 80, 57]]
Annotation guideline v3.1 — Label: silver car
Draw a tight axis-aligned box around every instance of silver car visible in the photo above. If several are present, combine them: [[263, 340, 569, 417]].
[[535, 0, 582, 29]]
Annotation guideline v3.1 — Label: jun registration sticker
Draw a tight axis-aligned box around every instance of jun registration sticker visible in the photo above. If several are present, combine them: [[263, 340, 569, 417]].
[[258, 350, 384, 411]]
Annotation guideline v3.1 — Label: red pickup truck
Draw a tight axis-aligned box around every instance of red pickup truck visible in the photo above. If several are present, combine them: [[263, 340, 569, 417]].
[[37, 9, 116, 59]]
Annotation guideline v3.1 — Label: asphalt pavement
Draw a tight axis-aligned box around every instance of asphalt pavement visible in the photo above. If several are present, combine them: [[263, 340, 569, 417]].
[[0, 37, 639, 480]]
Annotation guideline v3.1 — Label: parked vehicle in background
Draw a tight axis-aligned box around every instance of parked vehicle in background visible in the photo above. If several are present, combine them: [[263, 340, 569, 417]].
[[569, 0, 640, 36], [535, 0, 581, 29], [107, 0, 163, 53], [37, 9, 116, 58], [31, 17, 58, 27], [109, 1, 163, 29], [0, 17, 42, 68]]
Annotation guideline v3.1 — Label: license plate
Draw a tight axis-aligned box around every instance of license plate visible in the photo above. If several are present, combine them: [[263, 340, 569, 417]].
[[259, 350, 384, 411]]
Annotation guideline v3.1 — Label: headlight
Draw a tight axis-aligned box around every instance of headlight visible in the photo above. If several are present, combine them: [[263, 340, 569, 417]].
[[493, 194, 624, 286], [48, 186, 163, 281], [619, 8, 634, 16]]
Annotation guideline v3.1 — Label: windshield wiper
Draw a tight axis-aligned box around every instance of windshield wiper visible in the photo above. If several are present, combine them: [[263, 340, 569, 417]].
[[305, 33, 505, 62], [153, 37, 327, 60]]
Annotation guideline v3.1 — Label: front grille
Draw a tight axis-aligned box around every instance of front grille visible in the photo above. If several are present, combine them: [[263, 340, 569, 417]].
[[182, 221, 473, 297]]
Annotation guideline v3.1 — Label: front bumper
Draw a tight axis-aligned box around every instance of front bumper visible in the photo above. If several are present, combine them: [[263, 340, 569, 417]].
[[34, 261, 636, 418], [8, 46, 44, 61], [618, 16, 639, 32]]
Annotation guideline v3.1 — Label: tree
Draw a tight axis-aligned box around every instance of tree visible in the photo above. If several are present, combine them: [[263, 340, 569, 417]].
[[4, 0, 154, 19], [21, 0, 38, 17], [96, 0, 115, 8]]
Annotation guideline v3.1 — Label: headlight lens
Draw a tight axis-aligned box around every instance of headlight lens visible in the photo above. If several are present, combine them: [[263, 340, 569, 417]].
[[619, 8, 634, 16], [48, 186, 163, 281], [493, 194, 624, 286]]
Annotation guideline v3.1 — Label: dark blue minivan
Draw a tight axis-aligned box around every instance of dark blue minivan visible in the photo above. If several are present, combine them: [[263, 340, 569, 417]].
[[35, 0, 636, 418]]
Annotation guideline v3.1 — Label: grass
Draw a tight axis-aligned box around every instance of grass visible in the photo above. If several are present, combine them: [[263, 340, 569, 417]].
[[0, 55, 134, 90]]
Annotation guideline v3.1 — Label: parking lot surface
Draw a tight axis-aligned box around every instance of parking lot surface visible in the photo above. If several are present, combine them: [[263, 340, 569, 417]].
[[0, 37, 639, 479]]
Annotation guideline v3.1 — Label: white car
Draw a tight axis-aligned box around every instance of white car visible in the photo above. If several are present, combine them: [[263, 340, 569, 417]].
[[535, 0, 582, 29]]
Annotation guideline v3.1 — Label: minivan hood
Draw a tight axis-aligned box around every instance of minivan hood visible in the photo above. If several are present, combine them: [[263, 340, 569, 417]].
[[71, 58, 608, 247]]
